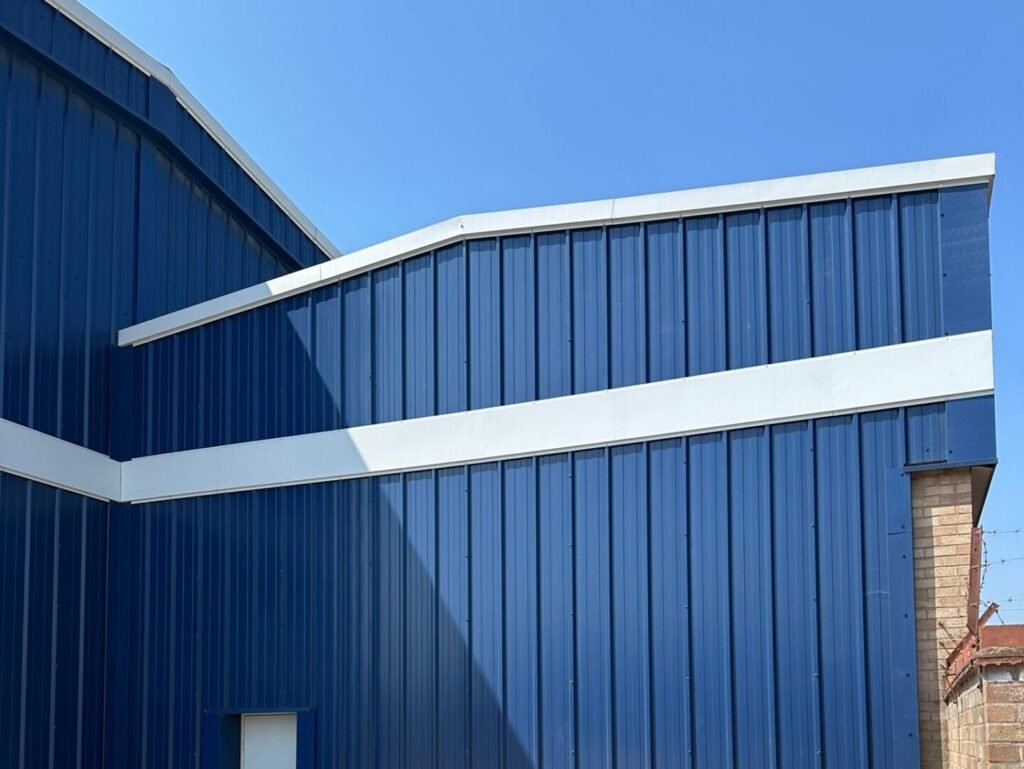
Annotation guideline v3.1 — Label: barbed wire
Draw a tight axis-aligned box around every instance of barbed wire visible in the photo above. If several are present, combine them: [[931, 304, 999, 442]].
[[980, 527, 1023, 536], [982, 556, 1024, 569]]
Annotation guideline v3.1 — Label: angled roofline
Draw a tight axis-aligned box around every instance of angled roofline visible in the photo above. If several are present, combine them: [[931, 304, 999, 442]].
[[46, 0, 344, 261], [118, 152, 995, 347]]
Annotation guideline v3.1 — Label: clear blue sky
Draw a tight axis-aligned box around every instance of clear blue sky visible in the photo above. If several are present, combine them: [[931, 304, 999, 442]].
[[85, 0, 1023, 610]]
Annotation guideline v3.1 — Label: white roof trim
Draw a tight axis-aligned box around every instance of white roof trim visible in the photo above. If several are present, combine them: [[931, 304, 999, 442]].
[[118, 153, 995, 347], [2, 332, 994, 502], [44, 0, 343, 261]]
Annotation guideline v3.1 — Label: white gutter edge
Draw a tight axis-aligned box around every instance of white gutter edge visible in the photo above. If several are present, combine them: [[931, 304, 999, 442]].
[[42, 0, 344, 262], [118, 153, 995, 347]]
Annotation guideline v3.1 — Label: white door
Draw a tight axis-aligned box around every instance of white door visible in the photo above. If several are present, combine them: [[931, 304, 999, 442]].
[[240, 714, 297, 769]]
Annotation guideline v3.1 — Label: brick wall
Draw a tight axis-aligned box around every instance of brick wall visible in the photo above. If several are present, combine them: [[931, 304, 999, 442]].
[[913, 468, 976, 769], [946, 664, 1024, 768], [947, 673, 985, 769]]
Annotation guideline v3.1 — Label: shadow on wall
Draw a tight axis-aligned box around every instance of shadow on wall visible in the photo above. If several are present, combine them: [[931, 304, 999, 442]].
[[105, 288, 936, 769], [103, 471, 550, 769]]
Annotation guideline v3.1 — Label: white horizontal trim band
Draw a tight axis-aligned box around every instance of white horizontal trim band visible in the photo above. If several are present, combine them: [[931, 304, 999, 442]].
[[43, 0, 343, 261], [0, 334, 993, 502], [0, 419, 121, 501], [118, 153, 995, 347], [118, 332, 994, 503]]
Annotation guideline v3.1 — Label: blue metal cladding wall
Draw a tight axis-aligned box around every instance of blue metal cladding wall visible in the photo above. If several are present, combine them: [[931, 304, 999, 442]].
[[103, 406, 947, 769], [0, 0, 327, 273], [0, 14, 324, 452], [0, 472, 108, 769], [135, 186, 993, 457]]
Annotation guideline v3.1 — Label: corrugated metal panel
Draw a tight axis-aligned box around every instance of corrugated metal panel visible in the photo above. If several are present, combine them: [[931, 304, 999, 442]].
[[404, 255, 436, 419], [770, 421, 821, 766], [645, 221, 685, 381], [940, 184, 992, 335], [729, 427, 775, 766], [686, 216, 726, 376], [437, 244, 468, 415], [504, 458, 539, 767], [648, 438, 690, 769], [610, 225, 646, 387], [900, 191, 942, 341], [810, 200, 856, 355], [906, 403, 948, 465], [688, 432, 732, 766], [854, 196, 902, 348], [573, 448, 613, 768], [469, 240, 501, 410], [767, 206, 812, 362], [572, 229, 609, 394], [0, 473, 108, 769], [1, 0, 329, 270], [503, 236, 536, 405], [536, 233, 572, 400], [373, 265, 404, 424], [135, 188, 990, 457], [726, 212, 768, 369], [102, 406, 937, 768], [610, 444, 651, 767], [816, 415, 870, 768], [469, 462, 502, 769], [538, 454, 574, 769], [0, 36, 306, 455]]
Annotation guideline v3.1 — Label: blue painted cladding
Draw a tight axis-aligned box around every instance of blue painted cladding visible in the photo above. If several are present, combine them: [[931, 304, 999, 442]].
[[404, 255, 436, 419], [572, 229, 610, 393], [726, 212, 768, 368], [0, 473, 108, 769], [729, 428, 775, 767], [610, 226, 647, 387], [135, 188, 992, 457], [940, 185, 992, 335], [101, 406, 938, 769], [646, 221, 685, 380], [810, 201, 857, 355], [470, 240, 502, 410], [0, 0, 328, 271], [767, 206, 812, 362], [504, 459, 540, 767], [503, 237, 537, 404], [536, 233, 572, 400], [900, 192, 943, 341], [854, 196, 902, 348], [437, 245, 468, 414], [573, 448, 613, 768], [0, 30, 316, 454], [686, 216, 727, 375]]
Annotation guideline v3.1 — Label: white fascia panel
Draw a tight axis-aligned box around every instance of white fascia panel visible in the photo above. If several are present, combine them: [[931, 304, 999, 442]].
[[43, 0, 343, 262], [0, 419, 121, 501], [118, 153, 995, 347], [119, 331, 994, 503]]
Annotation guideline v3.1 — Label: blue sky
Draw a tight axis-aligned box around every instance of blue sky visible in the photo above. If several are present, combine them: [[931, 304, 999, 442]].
[[85, 0, 1023, 609]]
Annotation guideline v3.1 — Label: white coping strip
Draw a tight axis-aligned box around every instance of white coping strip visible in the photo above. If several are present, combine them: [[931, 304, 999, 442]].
[[0, 418, 121, 501], [117, 153, 996, 347], [43, 0, 344, 261], [116, 332, 994, 503]]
